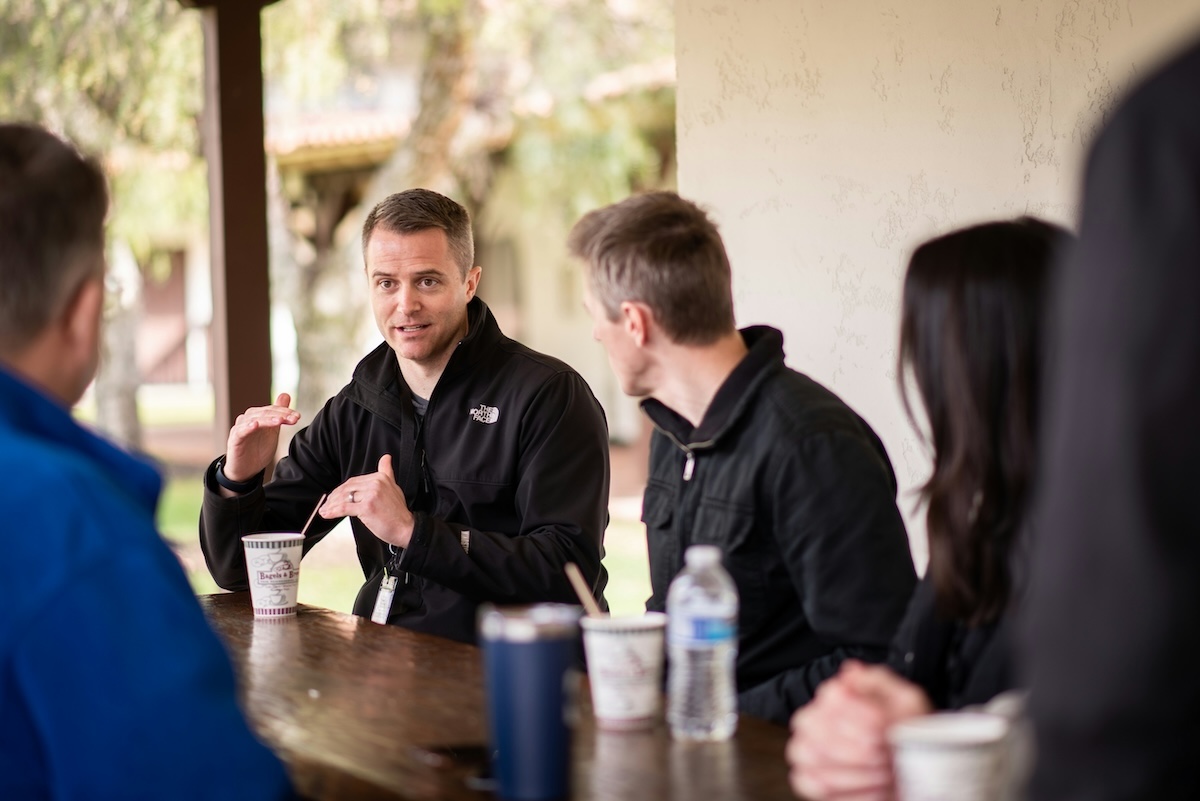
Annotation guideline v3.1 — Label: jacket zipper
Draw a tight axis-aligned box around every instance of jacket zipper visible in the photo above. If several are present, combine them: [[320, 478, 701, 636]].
[[408, 411, 427, 508], [645, 421, 718, 576], [646, 420, 716, 482], [394, 400, 428, 597]]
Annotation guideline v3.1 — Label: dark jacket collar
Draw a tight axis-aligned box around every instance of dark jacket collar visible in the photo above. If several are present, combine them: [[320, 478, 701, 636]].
[[348, 297, 501, 416], [640, 325, 786, 449], [0, 366, 161, 511], [437, 296, 503, 384]]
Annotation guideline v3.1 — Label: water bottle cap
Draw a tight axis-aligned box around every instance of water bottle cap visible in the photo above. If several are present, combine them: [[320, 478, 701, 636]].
[[684, 544, 722, 567]]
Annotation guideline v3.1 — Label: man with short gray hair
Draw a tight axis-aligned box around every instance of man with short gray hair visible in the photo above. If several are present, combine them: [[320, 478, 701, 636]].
[[0, 122, 291, 799], [570, 191, 917, 724]]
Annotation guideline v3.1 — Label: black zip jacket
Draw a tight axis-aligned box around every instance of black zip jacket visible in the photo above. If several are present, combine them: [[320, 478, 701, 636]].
[[200, 298, 610, 643], [640, 326, 916, 724]]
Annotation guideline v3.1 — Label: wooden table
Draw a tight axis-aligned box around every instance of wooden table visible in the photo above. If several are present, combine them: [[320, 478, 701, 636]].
[[200, 593, 797, 800]]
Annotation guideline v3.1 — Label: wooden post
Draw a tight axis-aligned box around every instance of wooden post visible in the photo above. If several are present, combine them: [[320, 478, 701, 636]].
[[179, 0, 279, 451]]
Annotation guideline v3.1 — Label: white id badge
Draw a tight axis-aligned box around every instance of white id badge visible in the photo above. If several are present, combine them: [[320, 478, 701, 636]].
[[371, 574, 399, 624]]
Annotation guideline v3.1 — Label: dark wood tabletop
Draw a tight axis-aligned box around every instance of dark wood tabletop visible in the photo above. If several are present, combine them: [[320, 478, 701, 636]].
[[200, 592, 797, 801]]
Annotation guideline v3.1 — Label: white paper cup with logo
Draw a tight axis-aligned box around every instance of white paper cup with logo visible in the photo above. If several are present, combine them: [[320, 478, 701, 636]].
[[580, 612, 667, 731], [242, 533, 304, 617], [888, 712, 1010, 801]]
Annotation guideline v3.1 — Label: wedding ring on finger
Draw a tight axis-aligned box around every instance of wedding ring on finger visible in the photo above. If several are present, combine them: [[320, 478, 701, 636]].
[[348, 491, 357, 504]]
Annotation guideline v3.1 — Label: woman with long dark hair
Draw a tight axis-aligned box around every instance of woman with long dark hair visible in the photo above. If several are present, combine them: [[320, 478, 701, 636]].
[[786, 217, 1068, 801]]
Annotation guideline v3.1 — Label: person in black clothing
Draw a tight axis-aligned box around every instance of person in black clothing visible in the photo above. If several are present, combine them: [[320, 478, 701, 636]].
[[785, 218, 1066, 801], [568, 191, 917, 726], [200, 189, 610, 643], [1024, 38, 1200, 801]]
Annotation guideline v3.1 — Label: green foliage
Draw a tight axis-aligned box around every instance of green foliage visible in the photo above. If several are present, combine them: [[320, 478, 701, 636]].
[[263, 0, 402, 110], [0, 0, 673, 248], [419, 0, 467, 19], [109, 158, 208, 261], [261, 0, 673, 216], [511, 98, 669, 225], [480, 0, 672, 98], [478, 0, 676, 220], [0, 0, 201, 153], [157, 473, 205, 547], [0, 0, 206, 250], [602, 516, 653, 616]]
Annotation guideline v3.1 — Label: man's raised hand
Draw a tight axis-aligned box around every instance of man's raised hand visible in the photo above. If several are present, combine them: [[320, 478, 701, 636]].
[[223, 393, 300, 483]]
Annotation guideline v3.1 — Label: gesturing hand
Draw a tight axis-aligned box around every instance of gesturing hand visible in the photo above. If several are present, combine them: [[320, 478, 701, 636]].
[[224, 392, 300, 482], [320, 454, 416, 549]]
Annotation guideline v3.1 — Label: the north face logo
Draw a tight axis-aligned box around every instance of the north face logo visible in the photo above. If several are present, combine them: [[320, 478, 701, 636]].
[[469, 404, 500, 424]]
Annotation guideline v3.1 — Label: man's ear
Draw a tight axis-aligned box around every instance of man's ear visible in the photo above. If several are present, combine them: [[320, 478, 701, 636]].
[[619, 301, 652, 347], [37, 273, 106, 406], [464, 265, 482, 301], [62, 275, 104, 360]]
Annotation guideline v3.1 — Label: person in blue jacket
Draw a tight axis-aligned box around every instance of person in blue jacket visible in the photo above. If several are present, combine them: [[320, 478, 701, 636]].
[[0, 122, 292, 800]]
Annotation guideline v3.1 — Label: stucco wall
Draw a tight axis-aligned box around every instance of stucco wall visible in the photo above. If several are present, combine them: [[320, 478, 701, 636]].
[[676, 0, 1200, 567]]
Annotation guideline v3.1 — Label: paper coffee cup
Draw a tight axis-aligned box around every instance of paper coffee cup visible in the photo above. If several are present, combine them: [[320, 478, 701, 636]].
[[888, 712, 1009, 801], [242, 533, 304, 617], [581, 612, 667, 731]]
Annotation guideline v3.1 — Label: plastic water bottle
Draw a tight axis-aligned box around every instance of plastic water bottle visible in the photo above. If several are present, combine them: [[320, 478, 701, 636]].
[[666, 544, 738, 741]]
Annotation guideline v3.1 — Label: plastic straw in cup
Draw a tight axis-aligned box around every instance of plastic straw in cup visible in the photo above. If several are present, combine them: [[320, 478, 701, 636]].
[[299, 493, 327, 539]]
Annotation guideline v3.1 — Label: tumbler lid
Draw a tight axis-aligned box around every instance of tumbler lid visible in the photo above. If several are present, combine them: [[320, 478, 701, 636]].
[[479, 604, 582, 642]]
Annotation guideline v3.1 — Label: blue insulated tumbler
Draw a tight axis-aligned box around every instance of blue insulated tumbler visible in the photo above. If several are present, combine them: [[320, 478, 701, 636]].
[[480, 604, 582, 801]]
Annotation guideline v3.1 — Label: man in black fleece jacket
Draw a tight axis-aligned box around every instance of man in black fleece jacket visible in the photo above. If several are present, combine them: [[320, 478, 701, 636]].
[[200, 188, 610, 643], [569, 191, 915, 725]]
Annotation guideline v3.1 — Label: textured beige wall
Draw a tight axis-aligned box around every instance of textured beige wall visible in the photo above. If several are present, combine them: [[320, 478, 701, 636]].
[[677, 0, 1200, 566]]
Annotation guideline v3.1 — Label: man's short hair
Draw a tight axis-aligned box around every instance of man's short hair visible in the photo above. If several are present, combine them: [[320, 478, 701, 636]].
[[568, 191, 736, 345], [361, 188, 475, 276], [0, 124, 108, 350]]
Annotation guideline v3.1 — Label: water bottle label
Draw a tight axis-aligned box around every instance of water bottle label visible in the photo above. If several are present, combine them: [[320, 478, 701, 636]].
[[669, 616, 735, 646]]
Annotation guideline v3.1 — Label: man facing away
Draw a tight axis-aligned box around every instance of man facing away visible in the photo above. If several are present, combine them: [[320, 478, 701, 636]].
[[569, 191, 917, 725], [0, 123, 291, 799], [201, 188, 611, 643]]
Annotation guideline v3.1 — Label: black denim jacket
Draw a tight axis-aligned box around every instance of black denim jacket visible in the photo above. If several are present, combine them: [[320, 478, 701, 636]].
[[641, 326, 916, 724]]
